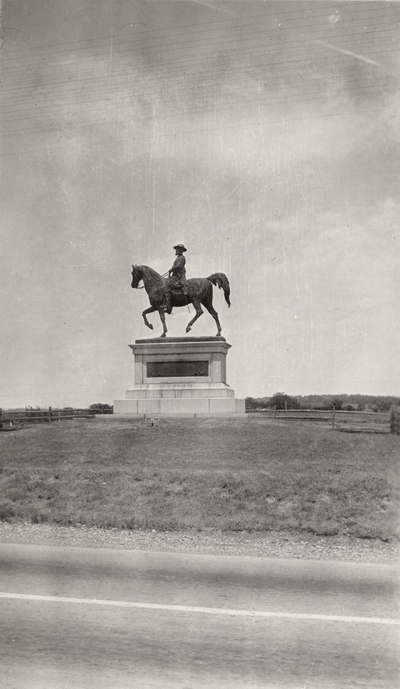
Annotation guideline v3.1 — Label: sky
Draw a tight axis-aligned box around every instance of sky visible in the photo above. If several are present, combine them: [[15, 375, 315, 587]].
[[1, 0, 399, 409]]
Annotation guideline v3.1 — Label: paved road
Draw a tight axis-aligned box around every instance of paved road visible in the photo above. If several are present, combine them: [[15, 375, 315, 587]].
[[0, 543, 398, 688]]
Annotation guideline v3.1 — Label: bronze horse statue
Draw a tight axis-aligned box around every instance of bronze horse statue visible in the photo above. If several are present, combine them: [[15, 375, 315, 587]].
[[131, 265, 230, 337]]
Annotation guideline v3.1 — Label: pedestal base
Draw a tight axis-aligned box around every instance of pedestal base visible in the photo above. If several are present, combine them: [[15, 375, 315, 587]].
[[114, 394, 245, 416], [113, 336, 245, 416]]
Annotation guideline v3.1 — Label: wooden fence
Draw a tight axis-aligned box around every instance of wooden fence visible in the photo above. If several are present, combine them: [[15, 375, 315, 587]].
[[0, 407, 113, 427], [1, 406, 397, 433], [246, 408, 391, 433]]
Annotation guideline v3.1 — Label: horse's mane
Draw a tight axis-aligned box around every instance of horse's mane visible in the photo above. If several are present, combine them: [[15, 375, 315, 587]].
[[136, 265, 163, 280]]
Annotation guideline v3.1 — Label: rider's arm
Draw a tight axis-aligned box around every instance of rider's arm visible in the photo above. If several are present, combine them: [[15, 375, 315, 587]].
[[169, 256, 183, 277]]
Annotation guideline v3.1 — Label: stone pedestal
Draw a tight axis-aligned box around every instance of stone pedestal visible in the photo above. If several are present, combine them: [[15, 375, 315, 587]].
[[113, 336, 245, 416]]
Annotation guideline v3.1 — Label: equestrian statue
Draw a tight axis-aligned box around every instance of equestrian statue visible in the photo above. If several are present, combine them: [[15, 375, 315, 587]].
[[131, 244, 230, 337]]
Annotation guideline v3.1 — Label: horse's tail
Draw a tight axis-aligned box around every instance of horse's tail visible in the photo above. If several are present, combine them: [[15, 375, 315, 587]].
[[207, 273, 231, 307]]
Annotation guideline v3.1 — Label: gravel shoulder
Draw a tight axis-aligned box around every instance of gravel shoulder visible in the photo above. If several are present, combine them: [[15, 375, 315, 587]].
[[0, 522, 398, 564]]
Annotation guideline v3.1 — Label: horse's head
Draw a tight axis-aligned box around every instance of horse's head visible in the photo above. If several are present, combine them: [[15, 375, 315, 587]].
[[131, 264, 142, 289]]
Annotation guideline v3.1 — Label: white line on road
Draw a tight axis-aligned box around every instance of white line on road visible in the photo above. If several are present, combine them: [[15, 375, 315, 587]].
[[0, 592, 398, 625]]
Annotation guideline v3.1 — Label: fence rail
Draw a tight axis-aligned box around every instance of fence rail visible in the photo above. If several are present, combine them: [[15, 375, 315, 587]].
[[246, 407, 392, 433], [0, 407, 113, 426], [1, 406, 397, 433]]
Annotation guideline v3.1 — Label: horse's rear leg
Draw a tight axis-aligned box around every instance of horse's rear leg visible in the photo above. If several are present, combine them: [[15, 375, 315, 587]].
[[158, 307, 168, 337], [203, 299, 222, 336], [186, 301, 203, 333]]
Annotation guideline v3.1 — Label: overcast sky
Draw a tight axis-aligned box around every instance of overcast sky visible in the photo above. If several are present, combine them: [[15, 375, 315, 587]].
[[1, 0, 399, 408]]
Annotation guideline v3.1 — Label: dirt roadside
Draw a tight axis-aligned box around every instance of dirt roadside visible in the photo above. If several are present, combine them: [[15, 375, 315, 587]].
[[0, 522, 398, 563]]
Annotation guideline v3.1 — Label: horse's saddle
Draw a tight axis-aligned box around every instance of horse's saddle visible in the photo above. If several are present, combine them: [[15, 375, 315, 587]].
[[171, 280, 188, 295]]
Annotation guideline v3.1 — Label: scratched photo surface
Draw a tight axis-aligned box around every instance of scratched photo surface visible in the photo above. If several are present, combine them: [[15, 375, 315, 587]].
[[1, 0, 399, 407], [1, 4, 399, 689]]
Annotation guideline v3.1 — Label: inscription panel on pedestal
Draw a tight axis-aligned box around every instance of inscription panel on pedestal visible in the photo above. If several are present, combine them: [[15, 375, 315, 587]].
[[147, 360, 209, 377]]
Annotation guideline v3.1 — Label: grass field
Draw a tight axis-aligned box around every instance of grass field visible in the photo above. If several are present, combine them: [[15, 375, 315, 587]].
[[0, 417, 398, 541]]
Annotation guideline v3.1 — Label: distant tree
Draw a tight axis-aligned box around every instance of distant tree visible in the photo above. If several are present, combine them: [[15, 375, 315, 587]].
[[89, 403, 113, 414], [331, 398, 344, 410], [245, 397, 269, 410], [295, 395, 398, 411], [245, 397, 259, 410], [375, 399, 391, 412], [270, 392, 300, 410]]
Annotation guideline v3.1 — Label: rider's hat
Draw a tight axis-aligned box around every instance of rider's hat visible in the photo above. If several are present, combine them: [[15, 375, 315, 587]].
[[173, 244, 187, 252]]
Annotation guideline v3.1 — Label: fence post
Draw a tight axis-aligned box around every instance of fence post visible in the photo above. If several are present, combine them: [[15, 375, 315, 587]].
[[332, 404, 335, 429], [390, 405, 400, 435], [390, 406, 394, 434], [48, 406, 52, 423], [273, 405, 277, 419]]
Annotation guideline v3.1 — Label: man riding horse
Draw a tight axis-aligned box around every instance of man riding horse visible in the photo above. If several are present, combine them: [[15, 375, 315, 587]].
[[163, 244, 188, 314], [131, 260, 230, 338]]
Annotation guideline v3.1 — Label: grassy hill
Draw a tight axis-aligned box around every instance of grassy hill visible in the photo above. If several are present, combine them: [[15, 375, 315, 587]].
[[0, 417, 398, 541]]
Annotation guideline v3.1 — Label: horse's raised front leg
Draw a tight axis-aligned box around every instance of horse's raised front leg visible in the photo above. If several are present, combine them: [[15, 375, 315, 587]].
[[142, 305, 157, 330], [158, 307, 168, 338], [186, 300, 203, 333]]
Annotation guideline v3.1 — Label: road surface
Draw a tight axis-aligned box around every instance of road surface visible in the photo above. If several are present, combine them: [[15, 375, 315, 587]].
[[0, 543, 398, 688]]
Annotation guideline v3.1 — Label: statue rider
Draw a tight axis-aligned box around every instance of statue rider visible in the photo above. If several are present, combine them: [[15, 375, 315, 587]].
[[163, 244, 187, 314]]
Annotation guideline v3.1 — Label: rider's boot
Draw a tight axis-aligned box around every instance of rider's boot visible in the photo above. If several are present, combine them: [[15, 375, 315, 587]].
[[164, 291, 172, 314]]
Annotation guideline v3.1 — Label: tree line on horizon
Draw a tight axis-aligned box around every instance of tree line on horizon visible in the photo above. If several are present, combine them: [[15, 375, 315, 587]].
[[2, 403, 113, 413], [245, 393, 400, 412], [3, 398, 398, 413]]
